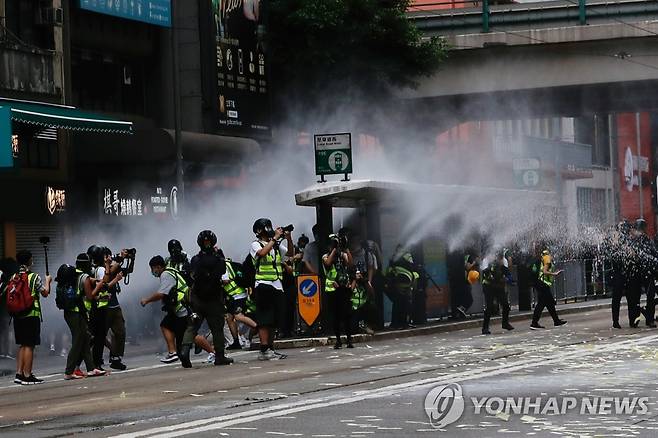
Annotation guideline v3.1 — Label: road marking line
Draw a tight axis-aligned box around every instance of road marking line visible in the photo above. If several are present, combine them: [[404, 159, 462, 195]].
[[109, 333, 658, 438]]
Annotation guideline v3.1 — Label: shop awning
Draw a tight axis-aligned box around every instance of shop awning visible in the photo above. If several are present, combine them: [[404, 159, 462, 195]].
[[0, 98, 133, 134]]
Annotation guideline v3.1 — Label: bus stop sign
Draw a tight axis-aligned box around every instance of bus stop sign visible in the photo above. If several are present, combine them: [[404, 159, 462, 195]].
[[314, 133, 352, 181]]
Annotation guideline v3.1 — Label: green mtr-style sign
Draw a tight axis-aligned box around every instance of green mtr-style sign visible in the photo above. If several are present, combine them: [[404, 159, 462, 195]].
[[314, 133, 352, 176]]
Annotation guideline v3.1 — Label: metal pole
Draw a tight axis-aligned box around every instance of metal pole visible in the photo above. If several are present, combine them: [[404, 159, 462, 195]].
[[578, 0, 586, 25], [607, 113, 614, 224], [171, 0, 184, 210], [482, 0, 490, 33], [636, 112, 644, 219]]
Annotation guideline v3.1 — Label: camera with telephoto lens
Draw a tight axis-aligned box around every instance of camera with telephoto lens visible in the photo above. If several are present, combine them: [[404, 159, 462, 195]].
[[281, 224, 294, 233], [113, 248, 137, 285], [329, 233, 348, 251]]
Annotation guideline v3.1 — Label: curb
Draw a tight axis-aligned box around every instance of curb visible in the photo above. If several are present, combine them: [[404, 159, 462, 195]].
[[273, 300, 614, 350]]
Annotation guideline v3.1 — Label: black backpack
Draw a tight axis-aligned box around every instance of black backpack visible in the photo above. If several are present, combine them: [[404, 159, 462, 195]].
[[240, 254, 257, 289], [191, 252, 225, 300], [55, 264, 80, 311]]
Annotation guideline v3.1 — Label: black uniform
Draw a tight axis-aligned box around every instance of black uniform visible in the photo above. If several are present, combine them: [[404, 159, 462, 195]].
[[179, 248, 229, 367], [606, 227, 636, 327], [481, 258, 512, 334]]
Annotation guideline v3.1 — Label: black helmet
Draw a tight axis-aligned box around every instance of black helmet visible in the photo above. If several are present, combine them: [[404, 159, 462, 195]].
[[253, 218, 274, 237], [197, 230, 217, 250], [87, 245, 104, 266], [168, 239, 183, 255], [76, 253, 92, 274]]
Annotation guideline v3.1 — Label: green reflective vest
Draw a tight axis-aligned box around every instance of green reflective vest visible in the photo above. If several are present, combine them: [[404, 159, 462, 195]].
[[163, 267, 189, 313], [69, 269, 86, 313], [351, 284, 368, 310], [224, 260, 247, 299], [324, 263, 337, 293], [539, 255, 554, 286], [91, 266, 110, 309], [254, 243, 283, 282]]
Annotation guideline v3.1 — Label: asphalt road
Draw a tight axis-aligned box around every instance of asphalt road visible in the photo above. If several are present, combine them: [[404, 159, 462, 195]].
[[2, 307, 658, 437]]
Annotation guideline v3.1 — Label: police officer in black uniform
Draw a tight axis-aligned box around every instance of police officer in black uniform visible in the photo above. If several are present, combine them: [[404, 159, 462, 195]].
[[608, 221, 635, 328], [629, 219, 658, 328], [179, 230, 233, 368]]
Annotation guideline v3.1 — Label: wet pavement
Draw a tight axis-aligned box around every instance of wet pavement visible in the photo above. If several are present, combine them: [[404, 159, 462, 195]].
[[1, 304, 658, 437]]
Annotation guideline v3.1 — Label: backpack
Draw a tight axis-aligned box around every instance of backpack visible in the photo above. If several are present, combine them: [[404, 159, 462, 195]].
[[55, 264, 80, 311], [191, 252, 225, 300], [240, 254, 257, 289], [5, 272, 35, 316]]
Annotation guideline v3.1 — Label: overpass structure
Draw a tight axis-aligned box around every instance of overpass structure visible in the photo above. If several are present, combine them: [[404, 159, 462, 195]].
[[404, 0, 658, 120]]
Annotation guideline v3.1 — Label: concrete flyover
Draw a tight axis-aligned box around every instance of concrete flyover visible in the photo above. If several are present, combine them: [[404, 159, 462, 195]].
[[403, 0, 658, 122]]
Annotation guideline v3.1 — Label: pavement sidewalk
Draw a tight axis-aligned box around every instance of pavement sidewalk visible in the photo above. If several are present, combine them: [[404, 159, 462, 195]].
[[0, 297, 616, 376], [274, 297, 616, 349]]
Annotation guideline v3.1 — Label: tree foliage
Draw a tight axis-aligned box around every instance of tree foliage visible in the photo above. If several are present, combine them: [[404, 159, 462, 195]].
[[266, 0, 447, 126]]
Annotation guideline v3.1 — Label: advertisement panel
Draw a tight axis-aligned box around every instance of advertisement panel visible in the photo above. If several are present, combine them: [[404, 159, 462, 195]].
[[78, 0, 171, 27], [212, 0, 271, 138], [98, 181, 179, 224]]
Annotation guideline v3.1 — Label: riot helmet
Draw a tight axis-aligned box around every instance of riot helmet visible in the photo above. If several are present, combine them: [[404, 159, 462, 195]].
[[253, 218, 274, 238], [197, 230, 217, 251], [168, 239, 183, 256], [635, 218, 647, 232]]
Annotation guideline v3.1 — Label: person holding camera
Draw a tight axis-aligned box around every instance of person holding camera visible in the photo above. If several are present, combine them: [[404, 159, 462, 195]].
[[179, 230, 233, 368], [251, 218, 293, 360], [86, 246, 123, 371], [103, 248, 129, 371], [63, 254, 107, 380], [323, 233, 354, 349], [166, 239, 192, 284]]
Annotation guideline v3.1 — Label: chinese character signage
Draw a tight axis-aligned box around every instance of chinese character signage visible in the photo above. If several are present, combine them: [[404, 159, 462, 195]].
[[78, 0, 171, 27], [45, 187, 66, 215], [212, 0, 271, 138], [99, 181, 178, 223], [314, 133, 353, 177]]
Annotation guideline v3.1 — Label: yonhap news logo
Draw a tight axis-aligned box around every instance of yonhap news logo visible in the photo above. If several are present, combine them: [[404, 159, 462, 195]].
[[424, 383, 649, 430], [424, 383, 465, 429]]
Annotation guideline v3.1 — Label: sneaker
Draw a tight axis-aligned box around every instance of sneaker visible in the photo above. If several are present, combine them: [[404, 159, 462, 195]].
[[73, 369, 86, 378], [271, 349, 287, 359], [88, 368, 107, 377], [647, 322, 657, 328], [613, 322, 622, 329], [14, 374, 25, 385], [49, 345, 56, 356], [160, 352, 179, 364], [239, 334, 250, 349], [25, 374, 44, 385], [258, 350, 271, 361], [530, 322, 545, 330], [502, 323, 515, 331], [110, 359, 127, 371], [226, 341, 242, 351], [64, 373, 85, 380], [60, 348, 68, 357], [207, 352, 216, 363], [554, 320, 568, 327], [214, 355, 234, 366]]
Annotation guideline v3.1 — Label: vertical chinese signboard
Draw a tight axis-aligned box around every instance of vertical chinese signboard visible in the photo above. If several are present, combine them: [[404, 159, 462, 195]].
[[212, 0, 271, 138]]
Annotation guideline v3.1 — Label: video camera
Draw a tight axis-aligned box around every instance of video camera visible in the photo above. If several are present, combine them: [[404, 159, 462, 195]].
[[329, 233, 348, 251], [113, 248, 137, 285]]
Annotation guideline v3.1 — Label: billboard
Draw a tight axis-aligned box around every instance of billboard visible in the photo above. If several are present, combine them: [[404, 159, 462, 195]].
[[98, 181, 179, 224], [79, 0, 171, 27], [212, 0, 271, 138]]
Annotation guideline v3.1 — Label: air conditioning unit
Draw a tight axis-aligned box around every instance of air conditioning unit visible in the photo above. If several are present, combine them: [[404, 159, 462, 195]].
[[36, 7, 64, 26]]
